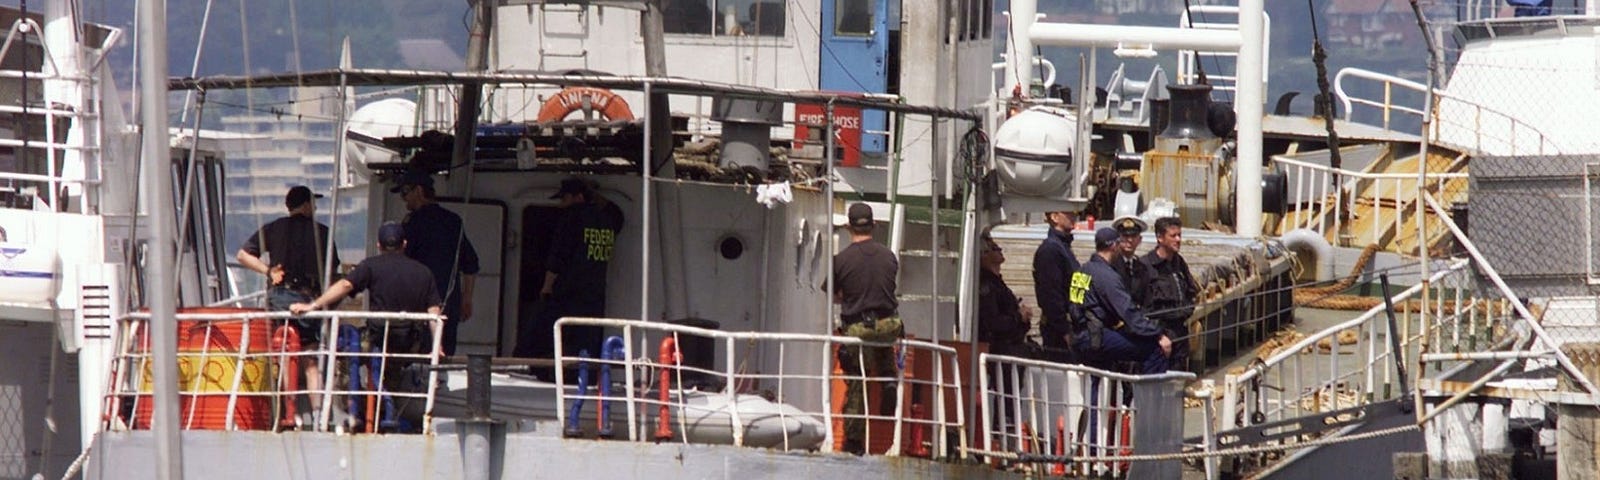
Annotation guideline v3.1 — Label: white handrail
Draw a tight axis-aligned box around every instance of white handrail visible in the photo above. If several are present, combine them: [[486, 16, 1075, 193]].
[[979, 352, 1194, 476], [553, 317, 967, 457], [1272, 154, 1468, 245], [1220, 259, 1475, 434], [1333, 67, 1570, 156], [106, 310, 445, 434]]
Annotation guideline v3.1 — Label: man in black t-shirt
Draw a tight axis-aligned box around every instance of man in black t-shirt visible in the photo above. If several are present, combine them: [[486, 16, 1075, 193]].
[[831, 202, 901, 455], [515, 177, 623, 371], [237, 185, 341, 345], [293, 223, 442, 430], [291, 222, 443, 328]]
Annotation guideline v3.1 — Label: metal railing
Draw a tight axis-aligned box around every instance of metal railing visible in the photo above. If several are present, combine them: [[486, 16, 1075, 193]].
[[979, 353, 1194, 477], [1272, 154, 1468, 246], [102, 310, 445, 434], [1218, 258, 1489, 440], [553, 317, 968, 457], [1177, 5, 1271, 95], [1333, 67, 1570, 156], [0, 17, 115, 215]]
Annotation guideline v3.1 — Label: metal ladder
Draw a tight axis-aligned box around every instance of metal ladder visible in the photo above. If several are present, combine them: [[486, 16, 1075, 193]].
[[881, 111, 975, 341], [536, 3, 592, 70]]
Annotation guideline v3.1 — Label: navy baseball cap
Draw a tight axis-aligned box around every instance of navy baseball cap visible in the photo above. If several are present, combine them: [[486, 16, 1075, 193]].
[[390, 171, 435, 193], [847, 203, 874, 228], [285, 185, 323, 209], [378, 222, 405, 248], [1094, 227, 1120, 250]]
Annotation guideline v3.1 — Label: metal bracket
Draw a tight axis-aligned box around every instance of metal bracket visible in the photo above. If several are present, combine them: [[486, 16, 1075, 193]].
[[1194, 400, 1411, 448]]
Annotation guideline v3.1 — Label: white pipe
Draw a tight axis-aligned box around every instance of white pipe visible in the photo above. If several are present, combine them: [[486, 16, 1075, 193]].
[[1003, 0, 1038, 94], [1280, 228, 1334, 282], [1234, 0, 1265, 237], [1028, 23, 1243, 51]]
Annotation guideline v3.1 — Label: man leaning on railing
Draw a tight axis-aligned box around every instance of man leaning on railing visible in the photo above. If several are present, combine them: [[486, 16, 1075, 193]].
[[291, 222, 443, 343], [291, 222, 443, 427], [1067, 228, 1171, 374]]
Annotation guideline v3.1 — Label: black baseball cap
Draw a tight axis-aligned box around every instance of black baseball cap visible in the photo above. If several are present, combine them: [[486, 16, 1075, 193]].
[[285, 185, 323, 209], [378, 222, 405, 248], [847, 203, 874, 228]]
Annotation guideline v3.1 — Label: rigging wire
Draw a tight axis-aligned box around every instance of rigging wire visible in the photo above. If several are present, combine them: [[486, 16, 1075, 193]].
[[178, 0, 214, 123], [1179, 0, 1210, 87]]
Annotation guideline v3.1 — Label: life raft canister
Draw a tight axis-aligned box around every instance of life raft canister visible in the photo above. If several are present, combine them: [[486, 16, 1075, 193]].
[[536, 87, 636, 122]]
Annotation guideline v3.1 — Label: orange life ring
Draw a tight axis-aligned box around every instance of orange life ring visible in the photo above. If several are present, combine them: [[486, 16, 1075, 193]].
[[536, 87, 636, 122]]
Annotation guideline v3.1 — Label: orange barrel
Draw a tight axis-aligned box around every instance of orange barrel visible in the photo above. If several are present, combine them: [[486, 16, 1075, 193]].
[[133, 307, 278, 430]]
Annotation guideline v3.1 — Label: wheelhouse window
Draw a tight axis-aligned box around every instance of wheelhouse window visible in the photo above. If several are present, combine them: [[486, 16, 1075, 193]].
[[834, 0, 875, 36], [664, 0, 786, 37]]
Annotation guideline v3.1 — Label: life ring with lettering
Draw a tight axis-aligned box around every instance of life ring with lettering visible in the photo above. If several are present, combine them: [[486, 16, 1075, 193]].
[[536, 87, 636, 122]]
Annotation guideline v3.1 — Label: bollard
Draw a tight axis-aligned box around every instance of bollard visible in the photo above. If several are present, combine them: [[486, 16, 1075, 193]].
[[564, 350, 592, 437], [655, 337, 679, 440], [597, 336, 625, 438], [461, 353, 497, 480]]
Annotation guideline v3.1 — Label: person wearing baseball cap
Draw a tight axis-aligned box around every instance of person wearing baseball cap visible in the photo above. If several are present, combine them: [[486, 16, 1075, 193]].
[[831, 202, 902, 454], [291, 221, 442, 430], [515, 175, 624, 375], [292, 221, 441, 321], [237, 184, 340, 428], [1065, 227, 1171, 374], [237, 185, 340, 317], [392, 169, 480, 357]]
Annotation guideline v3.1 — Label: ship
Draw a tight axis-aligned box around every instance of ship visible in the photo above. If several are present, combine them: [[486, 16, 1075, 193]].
[[0, 0, 1593, 479]]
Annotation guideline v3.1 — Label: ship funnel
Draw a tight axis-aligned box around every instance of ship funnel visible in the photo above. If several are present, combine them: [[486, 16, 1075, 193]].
[[1155, 84, 1223, 154], [711, 97, 784, 172]]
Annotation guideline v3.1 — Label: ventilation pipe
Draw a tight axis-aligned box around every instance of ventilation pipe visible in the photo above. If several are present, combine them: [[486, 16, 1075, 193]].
[[1281, 228, 1334, 282]]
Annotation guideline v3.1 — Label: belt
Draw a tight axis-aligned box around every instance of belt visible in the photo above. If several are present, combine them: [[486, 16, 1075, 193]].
[[841, 309, 896, 326]]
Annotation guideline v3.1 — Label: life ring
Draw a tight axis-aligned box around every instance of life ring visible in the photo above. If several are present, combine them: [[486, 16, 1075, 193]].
[[536, 87, 636, 122]]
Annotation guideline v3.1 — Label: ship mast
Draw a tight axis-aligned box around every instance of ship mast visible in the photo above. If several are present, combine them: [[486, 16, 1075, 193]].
[[137, 0, 184, 476]]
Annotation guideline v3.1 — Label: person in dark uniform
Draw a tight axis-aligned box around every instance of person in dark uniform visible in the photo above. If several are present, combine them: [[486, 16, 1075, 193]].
[[1109, 215, 1155, 307], [1068, 228, 1171, 374], [392, 171, 480, 356], [1142, 217, 1199, 371], [516, 177, 622, 368], [290, 222, 443, 323], [977, 232, 1032, 431], [237, 185, 341, 342], [1032, 210, 1079, 362], [832, 202, 901, 455], [291, 222, 443, 429]]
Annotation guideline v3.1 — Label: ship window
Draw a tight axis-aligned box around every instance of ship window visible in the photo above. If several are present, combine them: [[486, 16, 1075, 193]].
[[835, 0, 875, 36], [718, 235, 745, 260], [972, 0, 985, 39], [665, 0, 785, 37]]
